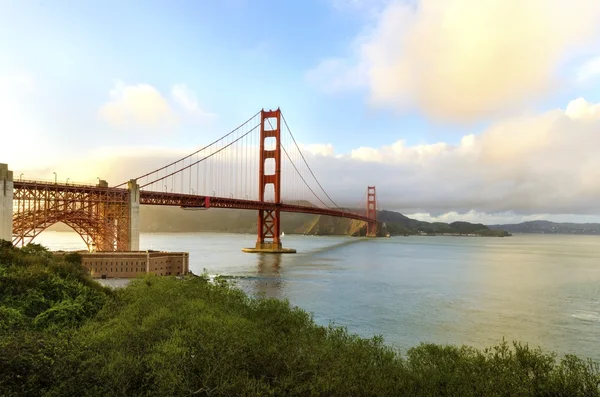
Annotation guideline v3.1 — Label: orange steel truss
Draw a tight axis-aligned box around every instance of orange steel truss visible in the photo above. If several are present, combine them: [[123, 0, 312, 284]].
[[256, 109, 282, 250], [12, 180, 130, 251], [366, 185, 377, 237]]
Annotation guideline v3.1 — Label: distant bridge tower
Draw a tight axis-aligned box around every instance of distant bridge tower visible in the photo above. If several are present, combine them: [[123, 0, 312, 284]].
[[244, 109, 295, 253], [0, 164, 13, 243], [366, 185, 377, 237]]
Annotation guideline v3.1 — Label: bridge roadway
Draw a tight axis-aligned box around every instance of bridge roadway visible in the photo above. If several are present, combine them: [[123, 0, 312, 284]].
[[5, 108, 379, 252], [12, 180, 372, 224]]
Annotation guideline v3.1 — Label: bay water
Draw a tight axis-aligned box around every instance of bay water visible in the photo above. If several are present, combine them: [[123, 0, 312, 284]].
[[35, 232, 600, 361]]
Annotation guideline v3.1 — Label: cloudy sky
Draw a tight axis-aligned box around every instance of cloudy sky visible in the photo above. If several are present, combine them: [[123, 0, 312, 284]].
[[2, 0, 600, 224]]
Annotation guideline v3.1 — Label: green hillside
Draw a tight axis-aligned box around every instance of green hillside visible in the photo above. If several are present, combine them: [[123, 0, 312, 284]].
[[299, 213, 509, 237]]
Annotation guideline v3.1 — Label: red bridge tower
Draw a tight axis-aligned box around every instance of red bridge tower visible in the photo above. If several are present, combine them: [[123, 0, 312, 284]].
[[366, 185, 377, 237], [244, 109, 296, 253]]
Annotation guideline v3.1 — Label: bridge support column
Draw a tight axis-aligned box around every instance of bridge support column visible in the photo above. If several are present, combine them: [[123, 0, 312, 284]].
[[127, 179, 140, 251], [243, 109, 296, 254], [0, 164, 13, 244], [366, 186, 377, 237]]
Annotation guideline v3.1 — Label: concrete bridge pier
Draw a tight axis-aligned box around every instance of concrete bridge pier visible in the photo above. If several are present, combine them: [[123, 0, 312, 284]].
[[128, 179, 140, 251], [0, 164, 13, 244]]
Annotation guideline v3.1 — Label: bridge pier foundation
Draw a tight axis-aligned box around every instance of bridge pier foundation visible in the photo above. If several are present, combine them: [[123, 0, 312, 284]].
[[242, 242, 297, 254], [0, 164, 13, 244], [127, 179, 140, 251]]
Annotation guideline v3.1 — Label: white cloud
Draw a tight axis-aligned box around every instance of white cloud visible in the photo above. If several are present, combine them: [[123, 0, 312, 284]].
[[564, 97, 600, 119], [15, 146, 194, 186], [13, 97, 600, 222], [406, 210, 543, 225], [310, 0, 600, 122], [576, 55, 600, 83], [283, 97, 600, 217], [171, 84, 217, 120], [98, 81, 216, 128], [298, 143, 336, 157], [405, 211, 600, 225], [99, 81, 176, 127]]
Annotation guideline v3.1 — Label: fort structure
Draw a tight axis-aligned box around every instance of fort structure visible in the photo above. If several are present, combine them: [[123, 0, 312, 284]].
[[55, 250, 189, 279]]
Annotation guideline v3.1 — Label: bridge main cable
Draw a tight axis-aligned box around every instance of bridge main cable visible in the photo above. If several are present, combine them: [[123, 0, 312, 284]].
[[280, 140, 331, 208], [113, 110, 261, 188], [139, 123, 261, 189], [280, 111, 340, 209]]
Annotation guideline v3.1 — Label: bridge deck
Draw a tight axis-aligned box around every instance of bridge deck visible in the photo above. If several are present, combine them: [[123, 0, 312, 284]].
[[13, 181, 372, 224]]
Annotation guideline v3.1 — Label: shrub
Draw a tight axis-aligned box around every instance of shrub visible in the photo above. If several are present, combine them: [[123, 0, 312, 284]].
[[1, 244, 599, 396]]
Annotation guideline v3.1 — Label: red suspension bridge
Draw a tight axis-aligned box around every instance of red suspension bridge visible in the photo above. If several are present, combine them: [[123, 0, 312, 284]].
[[0, 109, 379, 253]]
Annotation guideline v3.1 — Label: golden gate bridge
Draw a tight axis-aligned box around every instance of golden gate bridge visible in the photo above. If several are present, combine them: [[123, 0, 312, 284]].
[[1, 109, 378, 253]]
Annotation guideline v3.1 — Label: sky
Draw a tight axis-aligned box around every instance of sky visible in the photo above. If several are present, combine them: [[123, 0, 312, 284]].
[[2, 0, 600, 224]]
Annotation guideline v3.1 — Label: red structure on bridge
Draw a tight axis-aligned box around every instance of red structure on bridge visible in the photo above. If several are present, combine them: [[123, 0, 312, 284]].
[[3, 109, 379, 253], [254, 109, 285, 252], [367, 186, 377, 238]]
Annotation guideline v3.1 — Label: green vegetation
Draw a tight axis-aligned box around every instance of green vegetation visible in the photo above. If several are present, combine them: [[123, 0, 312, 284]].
[[2, 242, 597, 396], [414, 221, 511, 237]]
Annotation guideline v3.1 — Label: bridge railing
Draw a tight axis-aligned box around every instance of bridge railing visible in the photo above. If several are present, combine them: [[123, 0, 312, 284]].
[[14, 178, 107, 189]]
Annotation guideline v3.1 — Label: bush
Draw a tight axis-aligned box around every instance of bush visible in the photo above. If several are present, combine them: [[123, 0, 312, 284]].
[[63, 276, 599, 396], [0, 244, 599, 396]]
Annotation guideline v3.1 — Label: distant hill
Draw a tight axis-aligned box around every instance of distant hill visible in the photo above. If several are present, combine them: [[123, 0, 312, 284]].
[[489, 220, 600, 235], [377, 211, 509, 237], [46, 205, 510, 237]]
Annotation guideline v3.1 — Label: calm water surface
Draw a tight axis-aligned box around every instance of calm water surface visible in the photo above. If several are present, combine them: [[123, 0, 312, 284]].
[[35, 232, 600, 361]]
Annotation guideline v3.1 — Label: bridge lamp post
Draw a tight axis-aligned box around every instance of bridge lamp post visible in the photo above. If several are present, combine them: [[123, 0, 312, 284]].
[[164, 185, 167, 192], [191, 188, 195, 195], [66, 178, 70, 185], [19, 173, 23, 181], [96, 177, 100, 185], [53, 172, 57, 184]]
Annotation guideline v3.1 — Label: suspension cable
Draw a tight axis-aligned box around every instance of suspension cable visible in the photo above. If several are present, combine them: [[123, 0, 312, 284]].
[[280, 111, 339, 208], [265, 118, 330, 208], [140, 123, 260, 188], [113, 110, 261, 187], [280, 144, 330, 208]]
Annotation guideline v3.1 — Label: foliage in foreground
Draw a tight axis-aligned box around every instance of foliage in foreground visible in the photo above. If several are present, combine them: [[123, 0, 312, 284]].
[[0, 241, 598, 396]]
